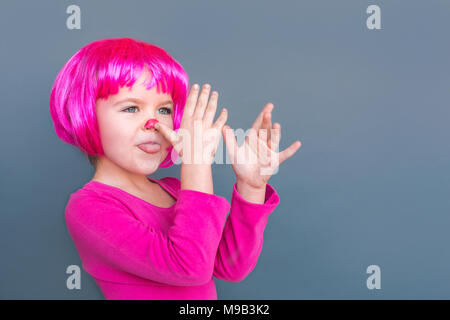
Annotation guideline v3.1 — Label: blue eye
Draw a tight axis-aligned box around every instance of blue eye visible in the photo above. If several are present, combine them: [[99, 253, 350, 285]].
[[158, 107, 172, 115], [122, 106, 138, 113], [121, 105, 172, 114]]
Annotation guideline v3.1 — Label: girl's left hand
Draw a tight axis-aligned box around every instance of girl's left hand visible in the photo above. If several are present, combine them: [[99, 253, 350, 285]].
[[222, 103, 302, 190]]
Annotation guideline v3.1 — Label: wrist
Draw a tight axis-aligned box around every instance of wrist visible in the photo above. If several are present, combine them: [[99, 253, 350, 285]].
[[181, 164, 213, 194], [236, 180, 266, 204], [236, 179, 266, 192]]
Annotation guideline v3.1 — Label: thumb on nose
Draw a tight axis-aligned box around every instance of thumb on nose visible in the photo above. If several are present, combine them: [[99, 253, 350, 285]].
[[155, 122, 176, 145]]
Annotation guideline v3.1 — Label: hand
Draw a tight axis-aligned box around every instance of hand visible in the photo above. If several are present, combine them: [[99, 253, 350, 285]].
[[222, 103, 301, 190], [155, 83, 228, 165]]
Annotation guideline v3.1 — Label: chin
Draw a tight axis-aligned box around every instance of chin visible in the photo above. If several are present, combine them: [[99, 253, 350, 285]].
[[127, 163, 159, 176], [135, 156, 165, 173]]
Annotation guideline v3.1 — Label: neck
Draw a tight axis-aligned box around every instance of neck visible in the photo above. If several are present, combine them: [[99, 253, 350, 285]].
[[92, 156, 155, 191]]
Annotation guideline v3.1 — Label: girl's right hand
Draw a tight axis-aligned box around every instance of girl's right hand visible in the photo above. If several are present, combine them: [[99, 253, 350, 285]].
[[155, 83, 228, 165]]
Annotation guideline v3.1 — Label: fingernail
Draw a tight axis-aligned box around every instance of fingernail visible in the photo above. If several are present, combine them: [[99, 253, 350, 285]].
[[193, 84, 199, 89], [154, 123, 160, 129]]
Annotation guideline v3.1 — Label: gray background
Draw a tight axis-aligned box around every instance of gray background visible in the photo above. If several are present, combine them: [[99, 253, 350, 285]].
[[1, 0, 449, 299]]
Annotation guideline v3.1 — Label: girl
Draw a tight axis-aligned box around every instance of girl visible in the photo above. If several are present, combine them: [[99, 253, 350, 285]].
[[50, 37, 301, 300]]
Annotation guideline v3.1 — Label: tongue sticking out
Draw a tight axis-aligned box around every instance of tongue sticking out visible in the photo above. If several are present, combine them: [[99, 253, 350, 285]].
[[138, 143, 161, 153]]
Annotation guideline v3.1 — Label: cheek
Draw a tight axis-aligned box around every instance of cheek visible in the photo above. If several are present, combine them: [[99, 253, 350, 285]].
[[98, 116, 132, 152]]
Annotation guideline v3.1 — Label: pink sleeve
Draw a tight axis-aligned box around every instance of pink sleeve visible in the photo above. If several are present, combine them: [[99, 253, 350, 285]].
[[65, 188, 230, 286], [213, 183, 280, 282]]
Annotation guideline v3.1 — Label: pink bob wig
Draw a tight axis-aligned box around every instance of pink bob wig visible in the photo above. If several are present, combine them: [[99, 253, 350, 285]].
[[49, 37, 189, 168]]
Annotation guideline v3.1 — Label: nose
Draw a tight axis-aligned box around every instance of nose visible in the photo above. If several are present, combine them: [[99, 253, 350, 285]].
[[144, 118, 159, 130]]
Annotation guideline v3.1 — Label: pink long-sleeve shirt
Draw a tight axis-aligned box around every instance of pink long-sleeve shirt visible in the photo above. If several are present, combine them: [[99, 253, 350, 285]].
[[65, 176, 280, 300]]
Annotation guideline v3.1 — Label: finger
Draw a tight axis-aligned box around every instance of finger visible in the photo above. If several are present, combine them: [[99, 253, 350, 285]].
[[278, 141, 302, 166], [257, 123, 268, 158], [245, 128, 259, 164], [222, 125, 238, 164], [270, 123, 281, 152], [155, 122, 178, 146], [213, 108, 228, 130], [193, 84, 211, 119], [259, 112, 272, 149], [258, 134, 271, 166], [251, 103, 274, 131], [257, 114, 273, 162], [254, 135, 280, 170], [203, 90, 219, 125], [184, 84, 200, 117]]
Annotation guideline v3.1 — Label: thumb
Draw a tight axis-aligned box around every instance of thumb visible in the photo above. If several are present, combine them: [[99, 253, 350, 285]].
[[155, 122, 178, 146]]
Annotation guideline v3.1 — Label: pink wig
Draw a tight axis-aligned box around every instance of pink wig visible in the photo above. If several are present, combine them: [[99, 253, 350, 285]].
[[49, 37, 189, 168]]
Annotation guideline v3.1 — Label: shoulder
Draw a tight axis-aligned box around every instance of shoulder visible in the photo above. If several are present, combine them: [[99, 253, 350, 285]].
[[67, 182, 117, 206], [64, 185, 128, 223]]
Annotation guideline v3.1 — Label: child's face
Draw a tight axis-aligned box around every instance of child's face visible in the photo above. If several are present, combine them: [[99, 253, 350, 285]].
[[95, 69, 174, 175]]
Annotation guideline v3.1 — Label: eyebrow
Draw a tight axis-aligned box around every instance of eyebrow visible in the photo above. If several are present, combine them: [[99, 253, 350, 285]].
[[114, 97, 174, 107]]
